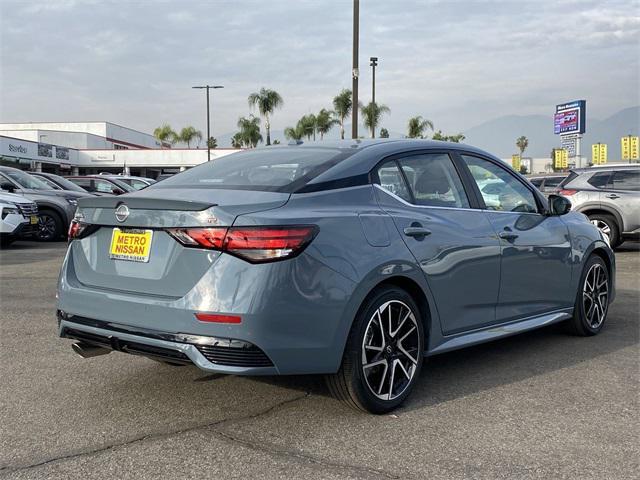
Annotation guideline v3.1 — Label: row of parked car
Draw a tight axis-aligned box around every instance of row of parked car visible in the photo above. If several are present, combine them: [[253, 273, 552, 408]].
[[1, 163, 638, 249], [527, 163, 639, 248], [0, 166, 160, 246]]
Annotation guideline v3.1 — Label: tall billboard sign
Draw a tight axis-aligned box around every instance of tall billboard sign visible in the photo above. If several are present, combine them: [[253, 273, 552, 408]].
[[554, 100, 586, 167], [554, 100, 586, 135]]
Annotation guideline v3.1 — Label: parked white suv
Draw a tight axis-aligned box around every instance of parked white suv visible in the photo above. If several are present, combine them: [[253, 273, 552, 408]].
[[0, 192, 39, 247]]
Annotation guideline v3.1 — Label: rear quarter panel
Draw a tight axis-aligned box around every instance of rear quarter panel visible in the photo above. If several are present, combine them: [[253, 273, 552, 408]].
[[233, 185, 443, 364]]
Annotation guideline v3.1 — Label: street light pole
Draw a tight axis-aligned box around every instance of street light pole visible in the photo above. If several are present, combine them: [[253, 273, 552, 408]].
[[351, 0, 359, 139], [192, 85, 224, 161], [370, 57, 378, 138]]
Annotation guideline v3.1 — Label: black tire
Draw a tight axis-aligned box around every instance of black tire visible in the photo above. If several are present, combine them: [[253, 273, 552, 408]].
[[36, 210, 63, 242], [566, 254, 610, 336], [325, 286, 424, 414], [0, 236, 15, 248], [587, 213, 620, 249]]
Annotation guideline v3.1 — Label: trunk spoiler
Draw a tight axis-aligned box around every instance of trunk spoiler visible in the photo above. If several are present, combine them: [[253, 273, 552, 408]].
[[78, 196, 215, 211]]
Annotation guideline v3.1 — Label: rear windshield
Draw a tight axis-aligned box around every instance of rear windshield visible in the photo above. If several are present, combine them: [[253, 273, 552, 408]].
[[558, 171, 578, 189], [153, 147, 350, 192], [46, 174, 88, 193]]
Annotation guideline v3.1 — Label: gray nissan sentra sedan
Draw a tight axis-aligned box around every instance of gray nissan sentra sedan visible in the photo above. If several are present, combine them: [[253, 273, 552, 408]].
[[57, 139, 615, 413]]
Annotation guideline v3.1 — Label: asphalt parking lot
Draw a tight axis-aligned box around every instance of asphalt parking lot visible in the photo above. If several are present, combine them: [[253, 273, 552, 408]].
[[0, 241, 638, 479]]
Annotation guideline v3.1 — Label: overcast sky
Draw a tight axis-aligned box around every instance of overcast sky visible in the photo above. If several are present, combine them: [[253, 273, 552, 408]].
[[1, 0, 638, 142]]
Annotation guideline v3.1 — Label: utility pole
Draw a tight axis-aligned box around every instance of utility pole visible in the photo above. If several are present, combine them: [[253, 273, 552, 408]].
[[351, 0, 359, 139], [370, 56, 378, 138], [192, 85, 224, 161]]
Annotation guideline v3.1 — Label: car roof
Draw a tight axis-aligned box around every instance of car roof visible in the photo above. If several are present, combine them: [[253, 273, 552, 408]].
[[288, 139, 497, 187], [572, 164, 640, 173]]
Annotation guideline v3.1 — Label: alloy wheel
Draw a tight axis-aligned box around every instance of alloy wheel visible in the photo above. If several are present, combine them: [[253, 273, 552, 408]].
[[590, 219, 611, 241], [361, 300, 420, 401], [37, 215, 57, 241], [582, 263, 609, 329]]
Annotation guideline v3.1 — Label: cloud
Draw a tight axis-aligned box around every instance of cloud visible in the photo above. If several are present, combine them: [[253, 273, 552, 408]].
[[0, 0, 637, 142]]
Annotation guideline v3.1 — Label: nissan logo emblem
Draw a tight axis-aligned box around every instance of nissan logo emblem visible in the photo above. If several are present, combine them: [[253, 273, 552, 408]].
[[114, 204, 130, 223]]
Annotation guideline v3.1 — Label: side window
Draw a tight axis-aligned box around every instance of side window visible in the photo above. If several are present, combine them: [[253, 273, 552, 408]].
[[70, 178, 93, 191], [461, 155, 539, 213], [530, 178, 543, 188], [375, 161, 411, 202], [610, 170, 640, 191], [587, 172, 611, 189], [397, 153, 470, 208], [544, 177, 563, 189], [95, 180, 115, 193], [130, 180, 148, 190]]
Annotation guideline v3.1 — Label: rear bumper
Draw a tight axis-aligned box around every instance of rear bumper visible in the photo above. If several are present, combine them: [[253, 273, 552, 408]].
[[57, 247, 358, 375], [58, 311, 279, 375]]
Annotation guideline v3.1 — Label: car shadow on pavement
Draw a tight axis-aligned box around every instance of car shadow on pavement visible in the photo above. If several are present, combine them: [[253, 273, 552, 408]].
[[249, 289, 638, 413]]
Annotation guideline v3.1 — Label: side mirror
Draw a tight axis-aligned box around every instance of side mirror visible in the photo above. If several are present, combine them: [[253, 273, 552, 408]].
[[548, 194, 571, 216], [112, 187, 125, 195], [0, 181, 15, 193]]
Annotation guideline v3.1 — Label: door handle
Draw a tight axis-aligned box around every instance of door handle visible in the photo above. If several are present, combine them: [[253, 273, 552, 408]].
[[403, 226, 432, 237], [499, 231, 519, 241], [605, 194, 620, 199]]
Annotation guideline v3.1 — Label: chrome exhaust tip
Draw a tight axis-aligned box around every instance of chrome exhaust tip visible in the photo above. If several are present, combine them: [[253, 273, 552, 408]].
[[71, 342, 111, 358]]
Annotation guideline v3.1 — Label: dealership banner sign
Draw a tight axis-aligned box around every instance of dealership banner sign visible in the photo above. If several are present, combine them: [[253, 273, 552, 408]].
[[554, 100, 586, 135]]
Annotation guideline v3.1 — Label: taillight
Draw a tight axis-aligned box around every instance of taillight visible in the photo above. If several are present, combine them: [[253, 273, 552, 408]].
[[224, 226, 318, 262], [559, 189, 577, 196], [68, 220, 87, 240], [168, 227, 226, 249], [167, 225, 318, 263]]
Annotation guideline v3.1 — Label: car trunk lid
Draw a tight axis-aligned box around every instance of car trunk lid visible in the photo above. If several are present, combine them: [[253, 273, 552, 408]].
[[71, 188, 289, 297]]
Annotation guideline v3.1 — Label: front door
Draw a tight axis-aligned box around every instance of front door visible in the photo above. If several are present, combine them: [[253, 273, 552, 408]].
[[374, 151, 502, 335], [458, 154, 573, 322]]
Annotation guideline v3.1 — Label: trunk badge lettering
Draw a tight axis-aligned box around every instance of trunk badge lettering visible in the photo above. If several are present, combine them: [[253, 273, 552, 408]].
[[115, 204, 130, 223]]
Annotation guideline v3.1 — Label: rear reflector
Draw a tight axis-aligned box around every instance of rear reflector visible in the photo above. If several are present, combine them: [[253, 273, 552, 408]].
[[168, 225, 318, 263], [195, 313, 242, 324], [559, 189, 577, 196]]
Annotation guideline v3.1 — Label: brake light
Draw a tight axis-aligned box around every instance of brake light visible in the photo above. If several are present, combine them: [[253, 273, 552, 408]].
[[168, 227, 226, 249], [68, 220, 87, 240], [559, 189, 577, 196], [167, 225, 318, 263], [224, 226, 318, 262]]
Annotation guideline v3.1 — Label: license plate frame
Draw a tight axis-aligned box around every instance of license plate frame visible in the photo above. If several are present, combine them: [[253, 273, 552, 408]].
[[109, 228, 154, 263]]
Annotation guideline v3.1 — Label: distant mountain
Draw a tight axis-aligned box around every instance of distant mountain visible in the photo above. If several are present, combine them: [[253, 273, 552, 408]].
[[463, 106, 640, 158]]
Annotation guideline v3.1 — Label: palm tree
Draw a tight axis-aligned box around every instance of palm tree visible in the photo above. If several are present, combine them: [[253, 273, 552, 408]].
[[406, 116, 434, 139], [236, 115, 262, 148], [315, 108, 339, 140], [432, 130, 465, 143], [516, 136, 529, 158], [360, 102, 390, 139], [153, 124, 177, 145], [248, 88, 283, 146], [284, 125, 304, 141], [297, 114, 317, 141], [231, 133, 243, 148], [178, 126, 202, 148], [332, 89, 352, 140], [207, 137, 218, 149]]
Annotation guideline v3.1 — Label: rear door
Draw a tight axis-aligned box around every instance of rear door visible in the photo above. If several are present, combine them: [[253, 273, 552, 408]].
[[457, 154, 573, 322], [601, 169, 640, 234], [373, 150, 502, 335]]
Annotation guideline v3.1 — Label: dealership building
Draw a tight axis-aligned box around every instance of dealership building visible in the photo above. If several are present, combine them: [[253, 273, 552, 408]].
[[0, 122, 238, 178]]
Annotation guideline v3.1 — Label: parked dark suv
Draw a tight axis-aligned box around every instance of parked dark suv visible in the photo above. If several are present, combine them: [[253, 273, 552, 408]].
[[557, 164, 640, 248]]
